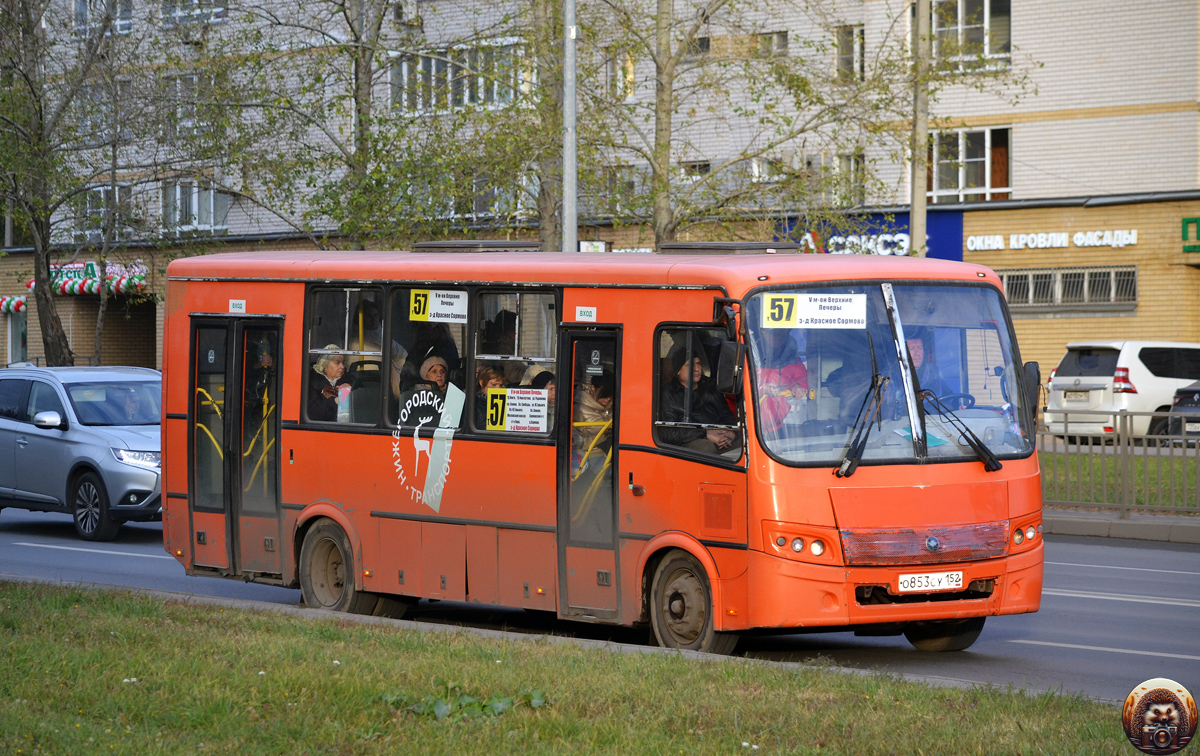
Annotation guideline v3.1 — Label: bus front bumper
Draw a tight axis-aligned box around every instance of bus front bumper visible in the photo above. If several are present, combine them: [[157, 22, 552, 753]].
[[733, 542, 1042, 631]]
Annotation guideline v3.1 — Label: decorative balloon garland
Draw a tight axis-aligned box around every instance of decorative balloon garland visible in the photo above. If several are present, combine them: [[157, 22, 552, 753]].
[[0, 296, 26, 313], [25, 273, 146, 296]]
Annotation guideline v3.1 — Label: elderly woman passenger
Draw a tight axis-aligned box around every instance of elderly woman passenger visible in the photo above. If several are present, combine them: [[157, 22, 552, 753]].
[[307, 345, 355, 422]]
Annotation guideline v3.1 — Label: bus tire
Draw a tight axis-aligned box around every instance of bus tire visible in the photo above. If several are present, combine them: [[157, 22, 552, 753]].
[[903, 616, 986, 652], [299, 519, 376, 614], [371, 594, 416, 619], [650, 550, 738, 655]]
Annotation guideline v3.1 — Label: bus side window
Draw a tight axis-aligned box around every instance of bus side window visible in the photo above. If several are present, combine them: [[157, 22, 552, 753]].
[[306, 288, 383, 424], [654, 327, 742, 459], [387, 288, 466, 429], [472, 291, 557, 433]]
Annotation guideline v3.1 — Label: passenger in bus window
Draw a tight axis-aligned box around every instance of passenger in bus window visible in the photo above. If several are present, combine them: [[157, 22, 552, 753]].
[[754, 328, 808, 435], [308, 347, 355, 422], [529, 370, 556, 431], [419, 356, 449, 392], [402, 325, 462, 390], [660, 343, 740, 454], [573, 370, 614, 460], [474, 366, 506, 427]]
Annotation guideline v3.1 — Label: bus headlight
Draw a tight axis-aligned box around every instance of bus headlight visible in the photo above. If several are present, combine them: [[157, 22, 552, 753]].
[[810, 540, 825, 556], [1013, 530, 1024, 545], [791, 538, 804, 553], [1025, 526, 1036, 541], [776, 536, 786, 547]]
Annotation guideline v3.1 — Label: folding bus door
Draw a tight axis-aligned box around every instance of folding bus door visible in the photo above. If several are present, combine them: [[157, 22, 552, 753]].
[[557, 330, 621, 620], [189, 317, 283, 578]]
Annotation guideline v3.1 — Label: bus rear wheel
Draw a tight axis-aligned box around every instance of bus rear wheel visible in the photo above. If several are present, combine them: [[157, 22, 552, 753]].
[[903, 616, 986, 652], [650, 550, 737, 655], [299, 519, 377, 614]]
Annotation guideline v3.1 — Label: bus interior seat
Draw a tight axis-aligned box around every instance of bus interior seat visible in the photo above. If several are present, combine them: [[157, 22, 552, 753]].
[[350, 384, 381, 424]]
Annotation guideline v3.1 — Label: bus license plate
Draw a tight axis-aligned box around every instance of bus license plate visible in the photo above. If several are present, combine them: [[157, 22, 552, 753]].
[[1187, 423, 1200, 433], [897, 571, 963, 593], [1064, 391, 1089, 401]]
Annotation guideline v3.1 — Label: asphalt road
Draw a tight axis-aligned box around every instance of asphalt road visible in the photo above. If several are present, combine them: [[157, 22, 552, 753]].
[[1, 509, 1196, 703]]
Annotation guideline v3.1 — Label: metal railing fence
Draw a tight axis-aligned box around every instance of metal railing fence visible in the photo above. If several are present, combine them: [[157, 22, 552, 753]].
[[1037, 409, 1200, 517]]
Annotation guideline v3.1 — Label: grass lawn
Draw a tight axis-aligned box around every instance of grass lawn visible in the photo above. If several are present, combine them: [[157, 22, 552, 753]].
[[0, 582, 1127, 755]]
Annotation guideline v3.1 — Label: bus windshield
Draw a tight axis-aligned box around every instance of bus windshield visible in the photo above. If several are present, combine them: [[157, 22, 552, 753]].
[[746, 282, 1033, 467]]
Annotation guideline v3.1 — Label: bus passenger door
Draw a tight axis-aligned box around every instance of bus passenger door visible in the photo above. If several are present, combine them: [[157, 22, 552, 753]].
[[189, 318, 283, 578], [558, 330, 621, 621]]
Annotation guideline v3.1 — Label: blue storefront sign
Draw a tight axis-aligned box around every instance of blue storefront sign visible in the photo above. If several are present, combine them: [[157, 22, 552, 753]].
[[777, 209, 964, 262]]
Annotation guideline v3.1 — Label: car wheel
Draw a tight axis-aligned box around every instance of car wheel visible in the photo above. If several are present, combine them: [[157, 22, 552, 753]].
[[298, 518, 377, 614], [73, 471, 119, 542], [903, 616, 986, 652]]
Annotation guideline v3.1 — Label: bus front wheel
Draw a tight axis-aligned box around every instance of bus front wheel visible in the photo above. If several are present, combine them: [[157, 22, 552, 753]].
[[650, 550, 737, 655], [299, 519, 377, 614], [903, 616, 986, 652]]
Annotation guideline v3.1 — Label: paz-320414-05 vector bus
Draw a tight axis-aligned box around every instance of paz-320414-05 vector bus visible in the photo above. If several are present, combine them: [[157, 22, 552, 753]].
[[161, 241, 1043, 654]]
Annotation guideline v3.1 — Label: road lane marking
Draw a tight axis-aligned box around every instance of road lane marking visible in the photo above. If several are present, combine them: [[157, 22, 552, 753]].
[[12, 542, 176, 560], [1010, 640, 1200, 662], [1047, 561, 1200, 577], [1043, 588, 1200, 607]]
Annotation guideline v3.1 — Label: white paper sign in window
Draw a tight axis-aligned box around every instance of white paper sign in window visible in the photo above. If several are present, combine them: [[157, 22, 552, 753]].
[[410, 289, 468, 323], [484, 388, 548, 432]]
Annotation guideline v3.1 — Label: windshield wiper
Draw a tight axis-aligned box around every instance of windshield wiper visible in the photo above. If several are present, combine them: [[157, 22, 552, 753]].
[[835, 372, 889, 478], [919, 390, 1003, 472]]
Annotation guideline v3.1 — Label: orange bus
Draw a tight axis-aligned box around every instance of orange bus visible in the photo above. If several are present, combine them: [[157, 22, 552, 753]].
[[161, 242, 1043, 653]]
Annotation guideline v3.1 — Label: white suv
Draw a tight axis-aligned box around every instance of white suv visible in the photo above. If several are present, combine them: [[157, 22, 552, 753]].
[[1046, 341, 1200, 437]]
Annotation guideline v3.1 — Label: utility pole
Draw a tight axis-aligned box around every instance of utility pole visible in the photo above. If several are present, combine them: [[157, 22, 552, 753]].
[[910, 0, 930, 257], [562, 0, 577, 254]]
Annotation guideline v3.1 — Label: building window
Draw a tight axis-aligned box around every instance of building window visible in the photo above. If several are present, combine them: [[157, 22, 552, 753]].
[[162, 0, 226, 25], [681, 162, 711, 184], [756, 31, 788, 58], [929, 127, 1009, 203], [73, 185, 134, 243], [750, 157, 786, 184], [161, 180, 230, 233], [605, 47, 635, 98], [836, 25, 864, 82], [78, 81, 132, 146], [391, 43, 531, 113], [685, 36, 711, 60], [933, 0, 1010, 70], [75, 0, 132, 35], [838, 151, 866, 205], [999, 267, 1137, 310]]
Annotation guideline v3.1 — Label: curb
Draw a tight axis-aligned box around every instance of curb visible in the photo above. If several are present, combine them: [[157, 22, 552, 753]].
[[1043, 511, 1200, 544]]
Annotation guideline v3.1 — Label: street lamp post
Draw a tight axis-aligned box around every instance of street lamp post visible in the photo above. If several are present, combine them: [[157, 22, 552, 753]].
[[911, 0, 930, 257], [563, 0, 577, 254]]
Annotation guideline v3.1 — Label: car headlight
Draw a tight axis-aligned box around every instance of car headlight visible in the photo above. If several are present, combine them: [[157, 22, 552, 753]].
[[113, 449, 161, 469]]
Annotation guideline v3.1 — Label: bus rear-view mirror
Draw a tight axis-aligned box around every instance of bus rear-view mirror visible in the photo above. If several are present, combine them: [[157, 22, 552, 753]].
[[715, 341, 745, 395], [1023, 361, 1041, 412]]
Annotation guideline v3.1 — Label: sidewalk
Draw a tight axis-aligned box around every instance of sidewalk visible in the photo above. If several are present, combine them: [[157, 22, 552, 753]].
[[1042, 507, 1200, 544]]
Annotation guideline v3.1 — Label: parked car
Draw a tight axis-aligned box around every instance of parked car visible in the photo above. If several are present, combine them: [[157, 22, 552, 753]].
[[0, 365, 161, 541], [1168, 380, 1200, 441], [1045, 341, 1200, 438]]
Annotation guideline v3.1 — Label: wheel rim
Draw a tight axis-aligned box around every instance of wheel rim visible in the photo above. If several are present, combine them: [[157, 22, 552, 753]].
[[75, 481, 101, 535], [310, 536, 346, 607], [659, 566, 707, 646]]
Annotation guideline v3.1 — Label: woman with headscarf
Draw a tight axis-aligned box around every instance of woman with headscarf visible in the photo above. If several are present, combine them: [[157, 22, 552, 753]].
[[307, 345, 355, 422]]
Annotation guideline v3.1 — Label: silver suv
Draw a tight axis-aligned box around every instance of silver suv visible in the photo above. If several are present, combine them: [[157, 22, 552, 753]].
[[0, 365, 161, 541]]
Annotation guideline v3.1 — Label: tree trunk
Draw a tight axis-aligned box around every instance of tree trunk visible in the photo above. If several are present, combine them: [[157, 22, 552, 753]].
[[651, 0, 676, 246], [32, 222, 74, 366]]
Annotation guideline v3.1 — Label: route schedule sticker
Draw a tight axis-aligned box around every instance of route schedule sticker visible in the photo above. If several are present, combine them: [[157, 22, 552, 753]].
[[410, 290, 468, 323], [485, 388, 549, 432], [761, 293, 866, 329]]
